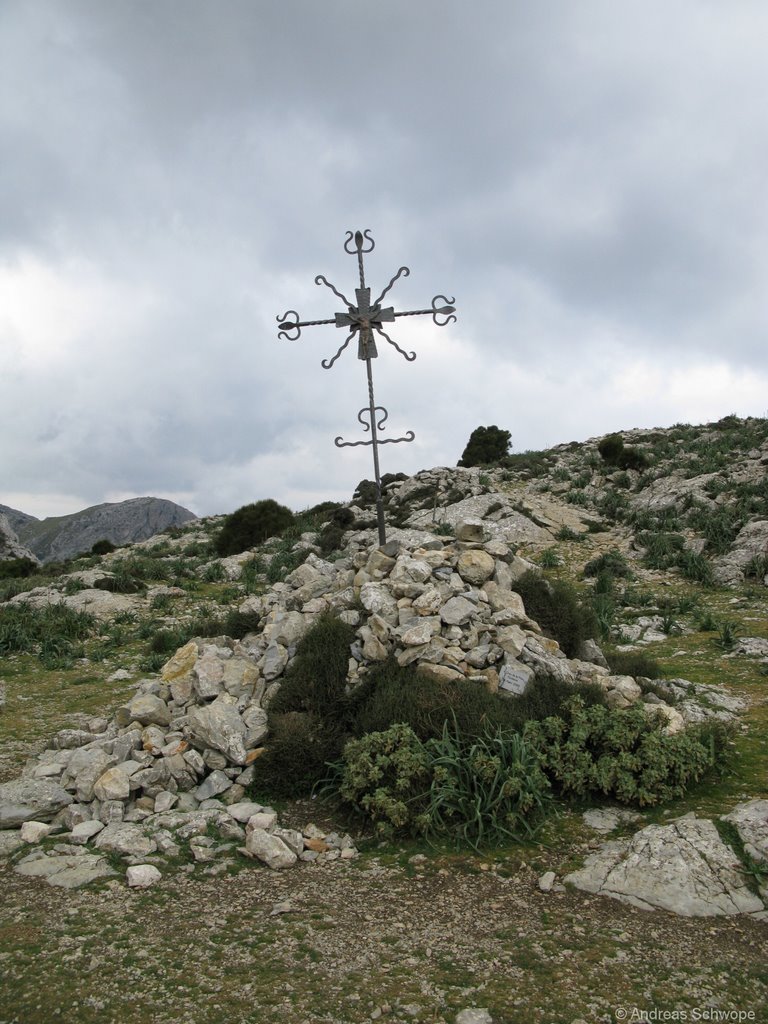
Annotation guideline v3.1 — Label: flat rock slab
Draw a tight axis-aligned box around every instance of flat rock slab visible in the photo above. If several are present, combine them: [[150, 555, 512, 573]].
[[14, 852, 116, 889], [565, 817, 765, 917]]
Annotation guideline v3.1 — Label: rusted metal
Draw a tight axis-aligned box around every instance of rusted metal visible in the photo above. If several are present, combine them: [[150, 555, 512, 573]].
[[277, 230, 456, 544]]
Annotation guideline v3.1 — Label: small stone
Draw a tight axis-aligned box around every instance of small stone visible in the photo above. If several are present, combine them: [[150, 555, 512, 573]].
[[226, 801, 264, 823], [244, 828, 297, 870], [455, 1010, 493, 1024], [126, 864, 162, 888], [20, 821, 52, 844], [538, 871, 556, 892]]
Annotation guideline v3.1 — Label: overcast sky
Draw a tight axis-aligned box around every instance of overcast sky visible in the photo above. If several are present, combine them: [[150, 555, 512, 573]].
[[2, 1, 767, 521]]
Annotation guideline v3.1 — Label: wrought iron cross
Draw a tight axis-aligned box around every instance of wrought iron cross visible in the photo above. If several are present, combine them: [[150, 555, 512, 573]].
[[277, 230, 456, 545]]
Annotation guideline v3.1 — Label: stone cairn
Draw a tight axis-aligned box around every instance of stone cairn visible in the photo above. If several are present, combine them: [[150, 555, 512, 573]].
[[0, 520, 731, 889]]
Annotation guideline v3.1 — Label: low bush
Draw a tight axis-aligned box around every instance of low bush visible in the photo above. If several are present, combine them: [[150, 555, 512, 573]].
[[604, 648, 662, 679], [0, 557, 39, 580], [253, 712, 346, 800], [352, 660, 605, 742], [318, 507, 356, 555], [250, 613, 359, 796], [333, 723, 432, 837], [215, 499, 295, 557], [458, 425, 512, 467], [268, 613, 358, 722], [331, 719, 551, 845], [0, 603, 95, 663], [513, 571, 598, 657], [598, 434, 625, 464], [91, 539, 116, 555], [583, 549, 632, 580], [523, 697, 717, 806]]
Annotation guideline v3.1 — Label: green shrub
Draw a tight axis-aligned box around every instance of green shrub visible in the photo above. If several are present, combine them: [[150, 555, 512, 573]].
[[0, 557, 39, 580], [744, 554, 768, 580], [538, 548, 561, 568], [616, 447, 648, 471], [597, 490, 630, 521], [676, 549, 713, 585], [458, 425, 512, 467], [269, 613, 357, 722], [253, 712, 347, 800], [598, 434, 624, 464], [91, 539, 116, 555], [604, 649, 662, 679], [513, 571, 598, 657], [95, 567, 146, 594], [215, 499, 295, 557], [353, 660, 605, 741], [556, 525, 580, 541], [221, 609, 262, 639], [318, 507, 354, 555], [334, 723, 432, 838], [423, 721, 552, 847], [249, 613, 363, 797], [523, 698, 716, 806], [638, 531, 686, 569], [583, 549, 632, 580], [0, 603, 95, 663], [332, 719, 552, 846]]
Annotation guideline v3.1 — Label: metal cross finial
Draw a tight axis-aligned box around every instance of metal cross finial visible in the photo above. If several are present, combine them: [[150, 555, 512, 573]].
[[277, 230, 456, 545]]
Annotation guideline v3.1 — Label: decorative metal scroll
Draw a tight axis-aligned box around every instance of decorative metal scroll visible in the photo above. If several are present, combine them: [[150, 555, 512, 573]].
[[277, 230, 456, 545]]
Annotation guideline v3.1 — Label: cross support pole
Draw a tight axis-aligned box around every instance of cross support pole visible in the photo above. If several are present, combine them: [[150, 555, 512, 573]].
[[277, 230, 456, 546]]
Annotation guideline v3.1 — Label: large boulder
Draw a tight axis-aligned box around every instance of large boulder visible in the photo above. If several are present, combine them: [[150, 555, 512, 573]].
[[0, 779, 73, 829], [565, 817, 764, 917]]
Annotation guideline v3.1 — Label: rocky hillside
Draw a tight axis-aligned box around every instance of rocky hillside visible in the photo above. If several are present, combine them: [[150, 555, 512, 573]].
[[0, 416, 766, 1020], [0, 514, 38, 565], [3, 497, 197, 564]]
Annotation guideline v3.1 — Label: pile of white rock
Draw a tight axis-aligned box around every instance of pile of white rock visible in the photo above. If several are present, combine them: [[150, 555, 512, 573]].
[[0, 521, 738, 888]]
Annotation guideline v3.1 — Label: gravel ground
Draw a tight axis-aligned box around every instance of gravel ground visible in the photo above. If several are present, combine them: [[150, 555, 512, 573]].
[[1, 842, 766, 1024]]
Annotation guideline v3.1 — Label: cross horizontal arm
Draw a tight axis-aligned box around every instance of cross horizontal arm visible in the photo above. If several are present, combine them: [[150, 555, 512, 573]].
[[276, 311, 337, 341]]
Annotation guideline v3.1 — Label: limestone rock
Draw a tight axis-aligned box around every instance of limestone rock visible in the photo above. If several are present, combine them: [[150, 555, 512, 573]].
[[244, 828, 297, 869], [0, 779, 73, 829], [187, 697, 248, 765], [456, 549, 495, 585], [161, 640, 198, 681], [0, 511, 39, 563], [20, 821, 52, 843], [454, 519, 486, 543], [117, 693, 170, 728], [93, 766, 131, 802], [440, 596, 477, 626], [126, 864, 163, 888], [565, 817, 764, 917], [14, 852, 117, 889], [712, 520, 768, 586], [722, 800, 768, 864], [94, 822, 157, 859], [17, 496, 196, 564]]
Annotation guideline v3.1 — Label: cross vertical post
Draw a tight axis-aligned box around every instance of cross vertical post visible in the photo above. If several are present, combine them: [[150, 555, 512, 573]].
[[277, 230, 456, 545]]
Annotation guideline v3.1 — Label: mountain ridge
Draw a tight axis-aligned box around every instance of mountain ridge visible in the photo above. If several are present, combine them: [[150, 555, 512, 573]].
[[1, 497, 197, 564]]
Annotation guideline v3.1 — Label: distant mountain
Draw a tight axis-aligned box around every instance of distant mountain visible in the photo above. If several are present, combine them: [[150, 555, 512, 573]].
[[11, 497, 197, 563], [0, 513, 39, 564], [0, 504, 38, 537]]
